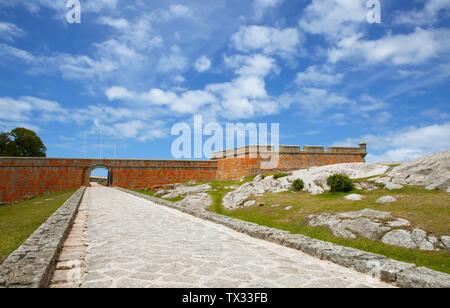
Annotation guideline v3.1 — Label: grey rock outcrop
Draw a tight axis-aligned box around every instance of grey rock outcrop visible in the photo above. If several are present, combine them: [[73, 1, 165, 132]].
[[161, 184, 212, 199], [308, 209, 446, 251], [177, 193, 212, 210], [376, 151, 450, 192], [223, 163, 389, 209]]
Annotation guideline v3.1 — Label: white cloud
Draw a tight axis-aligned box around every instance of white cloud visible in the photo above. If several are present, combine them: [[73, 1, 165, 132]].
[[0, 96, 69, 129], [253, 0, 284, 20], [194, 55, 212, 72], [299, 0, 367, 40], [328, 28, 450, 65], [169, 4, 193, 18], [396, 0, 450, 26], [296, 66, 343, 86], [158, 46, 188, 72], [0, 21, 25, 41], [97, 16, 129, 29], [224, 54, 277, 77], [231, 25, 301, 58], [254, 0, 283, 9], [338, 123, 450, 162], [0, 43, 34, 62], [287, 87, 350, 115]]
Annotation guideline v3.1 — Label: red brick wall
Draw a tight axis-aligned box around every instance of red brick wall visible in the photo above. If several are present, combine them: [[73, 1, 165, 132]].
[[0, 149, 366, 203], [0, 158, 217, 204], [215, 157, 261, 180]]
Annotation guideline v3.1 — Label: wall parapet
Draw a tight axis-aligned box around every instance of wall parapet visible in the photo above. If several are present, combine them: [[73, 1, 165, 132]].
[[0, 187, 85, 288], [211, 143, 367, 159]]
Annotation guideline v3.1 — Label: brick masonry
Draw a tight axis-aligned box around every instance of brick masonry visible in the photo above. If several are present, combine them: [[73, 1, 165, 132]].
[[0, 144, 367, 203]]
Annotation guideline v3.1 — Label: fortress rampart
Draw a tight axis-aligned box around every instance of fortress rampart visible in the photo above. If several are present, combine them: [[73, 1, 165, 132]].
[[0, 143, 367, 203]]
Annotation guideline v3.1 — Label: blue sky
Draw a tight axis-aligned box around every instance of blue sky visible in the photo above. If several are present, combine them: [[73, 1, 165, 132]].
[[0, 0, 449, 163]]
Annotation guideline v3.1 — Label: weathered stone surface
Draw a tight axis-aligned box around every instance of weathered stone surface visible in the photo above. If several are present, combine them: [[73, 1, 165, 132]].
[[122, 188, 450, 288], [176, 193, 212, 210], [83, 187, 391, 288], [382, 230, 417, 249], [161, 184, 212, 200], [308, 209, 446, 251], [345, 194, 364, 201], [0, 188, 85, 288], [288, 163, 389, 195], [374, 178, 404, 190], [441, 236, 450, 250], [223, 176, 289, 209], [412, 229, 436, 251], [396, 267, 450, 288], [379, 151, 450, 193], [223, 163, 389, 209], [376, 196, 398, 204]]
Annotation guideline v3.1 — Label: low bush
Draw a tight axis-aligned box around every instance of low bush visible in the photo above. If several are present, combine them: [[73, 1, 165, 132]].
[[292, 179, 305, 192], [273, 173, 289, 180], [327, 174, 354, 192]]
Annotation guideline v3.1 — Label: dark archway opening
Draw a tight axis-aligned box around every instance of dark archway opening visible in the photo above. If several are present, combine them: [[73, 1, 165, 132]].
[[90, 166, 112, 187]]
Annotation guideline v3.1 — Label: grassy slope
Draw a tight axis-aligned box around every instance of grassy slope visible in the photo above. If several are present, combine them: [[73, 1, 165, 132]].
[[210, 184, 450, 274], [0, 190, 76, 264]]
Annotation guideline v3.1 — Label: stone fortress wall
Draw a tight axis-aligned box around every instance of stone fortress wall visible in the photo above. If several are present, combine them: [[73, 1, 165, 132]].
[[0, 143, 367, 203]]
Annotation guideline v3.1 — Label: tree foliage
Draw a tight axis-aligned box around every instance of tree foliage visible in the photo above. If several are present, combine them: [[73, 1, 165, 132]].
[[0, 128, 47, 157]]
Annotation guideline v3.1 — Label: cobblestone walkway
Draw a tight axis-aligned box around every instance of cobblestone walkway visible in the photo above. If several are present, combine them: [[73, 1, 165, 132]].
[[68, 187, 393, 288]]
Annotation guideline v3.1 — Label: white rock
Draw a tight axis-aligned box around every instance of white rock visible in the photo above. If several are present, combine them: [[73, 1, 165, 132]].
[[411, 228, 436, 251], [344, 194, 364, 201], [374, 178, 404, 190], [384, 151, 450, 192], [162, 184, 212, 199], [289, 163, 389, 195], [387, 219, 410, 228], [376, 196, 398, 204], [382, 230, 417, 249], [441, 236, 450, 250], [177, 193, 212, 210], [285, 206, 293, 211], [244, 200, 256, 207]]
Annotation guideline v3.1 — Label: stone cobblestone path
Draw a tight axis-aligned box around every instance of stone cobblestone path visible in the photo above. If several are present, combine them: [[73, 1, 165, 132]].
[[58, 187, 393, 288]]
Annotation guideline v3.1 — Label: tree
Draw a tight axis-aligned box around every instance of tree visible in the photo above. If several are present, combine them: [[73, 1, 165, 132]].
[[0, 128, 47, 157], [0, 132, 13, 156]]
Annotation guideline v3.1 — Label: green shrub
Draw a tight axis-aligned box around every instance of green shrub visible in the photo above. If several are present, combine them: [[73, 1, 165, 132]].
[[273, 173, 289, 180], [292, 179, 305, 192], [327, 174, 354, 192]]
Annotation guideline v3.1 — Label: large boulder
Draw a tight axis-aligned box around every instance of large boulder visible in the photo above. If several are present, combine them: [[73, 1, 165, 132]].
[[377, 151, 450, 192], [288, 163, 389, 195], [177, 193, 212, 210], [308, 209, 445, 251], [161, 184, 212, 199]]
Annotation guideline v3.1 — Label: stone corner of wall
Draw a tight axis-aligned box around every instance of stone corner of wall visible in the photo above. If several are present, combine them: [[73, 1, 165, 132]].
[[0, 187, 86, 288], [119, 187, 450, 289]]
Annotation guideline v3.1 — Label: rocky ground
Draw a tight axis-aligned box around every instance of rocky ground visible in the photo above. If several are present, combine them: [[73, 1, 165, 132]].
[[150, 151, 450, 252], [375, 151, 450, 193], [223, 163, 389, 209], [307, 209, 450, 252]]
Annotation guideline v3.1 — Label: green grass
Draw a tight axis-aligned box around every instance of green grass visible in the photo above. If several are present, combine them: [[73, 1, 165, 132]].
[[0, 190, 76, 264], [209, 185, 450, 274], [203, 177, 255, 214]]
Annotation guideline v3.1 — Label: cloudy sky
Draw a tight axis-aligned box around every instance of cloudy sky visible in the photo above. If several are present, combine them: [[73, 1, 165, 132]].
[[0, 0, 449, 162]]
